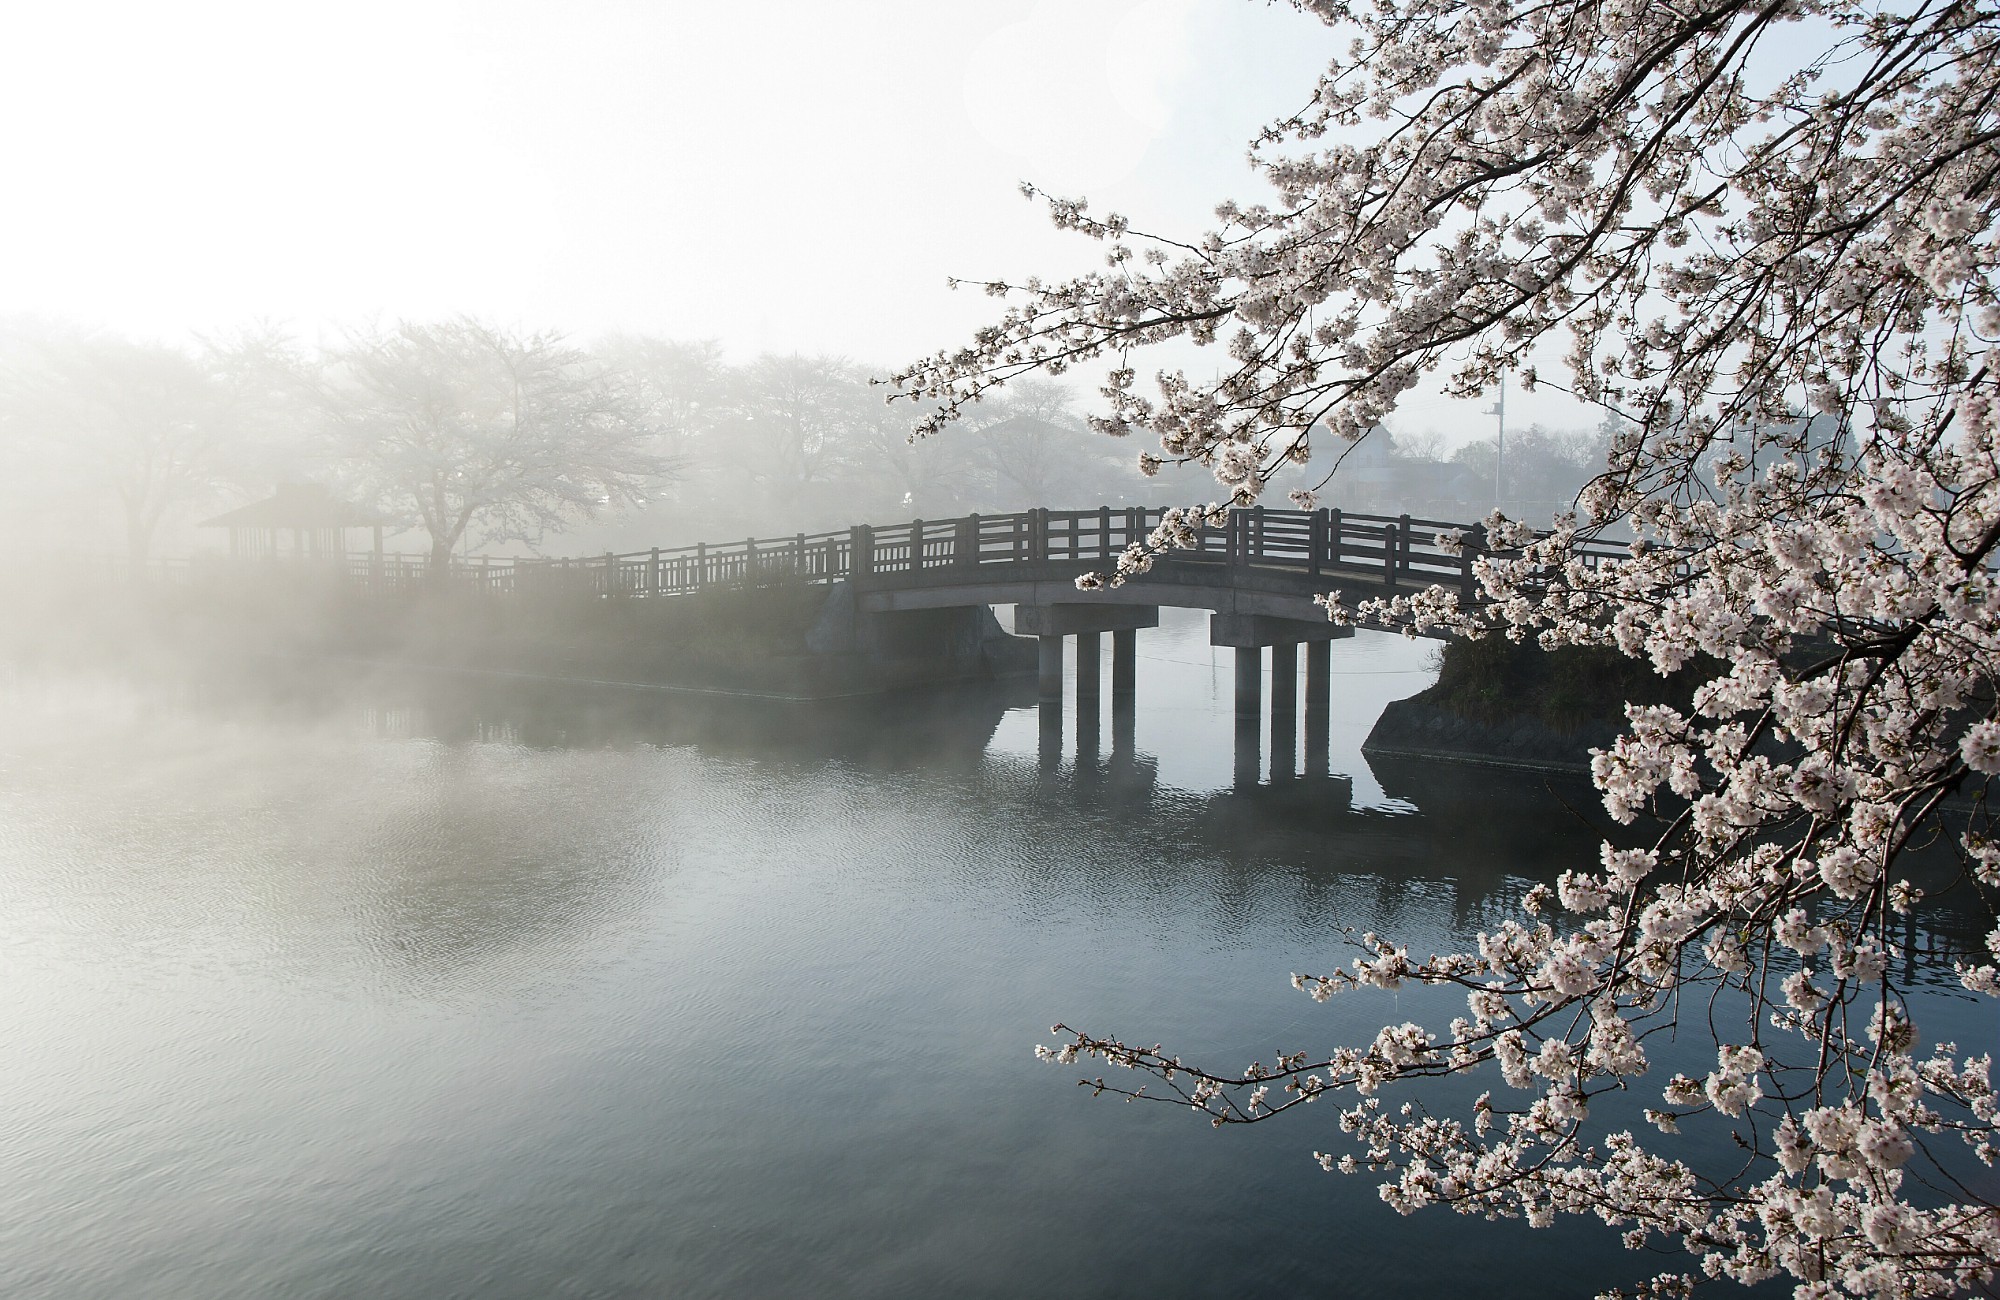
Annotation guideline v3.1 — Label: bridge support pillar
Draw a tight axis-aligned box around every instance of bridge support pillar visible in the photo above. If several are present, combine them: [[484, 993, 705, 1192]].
[[1270, 642, 1298, 781], [1075, 631, 1101, 762], [1233, 646, 1262, 720], [1111, 695, 1135, 762], [1234, 652, 1262, 790], [1076, 630, 1101, 699], [1110, 628, 1136, 699], [1209, 613, 1357, 649], [1304, 640, 1332, 776], [1014, 605, 1159, 638], [1234, 729, 1260, 788], [1039, 695, 1062, 773], [1110, 628, 1136, 760], [1037, 635, 1064, 701]]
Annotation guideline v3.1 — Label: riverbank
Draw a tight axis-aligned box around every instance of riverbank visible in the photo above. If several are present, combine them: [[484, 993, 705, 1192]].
[[1363, 697, 1614, 774], [1362, 637, 1711, 774], [1, 565, 1035, 700]]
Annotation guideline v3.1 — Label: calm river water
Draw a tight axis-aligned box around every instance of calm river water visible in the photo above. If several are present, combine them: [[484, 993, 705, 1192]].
[[0, 610, 1988, 1298]]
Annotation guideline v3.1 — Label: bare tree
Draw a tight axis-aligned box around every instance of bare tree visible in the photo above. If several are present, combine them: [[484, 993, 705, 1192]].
[[738, 353, 861, 496], [324, 320, 671, 571], [1451, 421, 1615, 518], [1392, 427, 1450, 464], [966, 377, 1129, 508], [197, 322, 327, 496], [843, 389, 983, 517], [591, 334, 727, 466], [0, 329, 226, 569]]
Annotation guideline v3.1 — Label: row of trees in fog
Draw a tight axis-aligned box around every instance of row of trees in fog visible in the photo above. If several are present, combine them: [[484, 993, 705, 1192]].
[[0, 319, 1150, 569], [1332, 420, 1619, 523], [0, 317, 1612, 569]]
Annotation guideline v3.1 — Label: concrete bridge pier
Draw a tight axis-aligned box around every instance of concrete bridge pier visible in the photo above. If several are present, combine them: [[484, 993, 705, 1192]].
[[1110, 697, 1136, 763], [1110, 627, 1137, 761], [1018, 607, 1157, 702], [1076, 630, 1102, 700], [1015, 603, 1158, 771], [1233, 712, 1261, 788], [1076, 631, 1102, 764], [1232, 647, 1262, 718], [1016, 604, 1160, 650], [1212, 613, 1353, 787], [1075, 630, 1101, 764], [1270, 642, 1299, 781], [1037, 636, 1064, 701], [1304, 640, 1332, 776], [1232, 648, 1262, 788]]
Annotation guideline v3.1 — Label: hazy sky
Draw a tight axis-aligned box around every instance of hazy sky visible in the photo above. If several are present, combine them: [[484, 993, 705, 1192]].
[[1, 0, 1585, 439]]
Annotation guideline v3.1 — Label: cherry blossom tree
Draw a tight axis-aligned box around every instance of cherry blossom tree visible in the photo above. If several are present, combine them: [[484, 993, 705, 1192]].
[[895, 1, 2000, 1294]]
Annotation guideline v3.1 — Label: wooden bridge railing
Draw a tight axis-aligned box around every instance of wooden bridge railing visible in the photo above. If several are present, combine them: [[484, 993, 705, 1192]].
[[265, 505, 1626, 602]]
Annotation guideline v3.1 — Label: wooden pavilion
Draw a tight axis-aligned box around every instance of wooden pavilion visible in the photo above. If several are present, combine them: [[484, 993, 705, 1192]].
[[201, 484, 386, 561]]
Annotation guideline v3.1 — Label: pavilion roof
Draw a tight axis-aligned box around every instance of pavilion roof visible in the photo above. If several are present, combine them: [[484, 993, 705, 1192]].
[[201, 483, 386, 529]]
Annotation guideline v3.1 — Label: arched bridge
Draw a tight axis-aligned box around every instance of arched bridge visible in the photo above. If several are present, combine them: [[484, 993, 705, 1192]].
[[355, 505, 1623, 785], [507, 504, 1493, 614], [378, 503, 1622, 684], [391, 503, 1474, 661]]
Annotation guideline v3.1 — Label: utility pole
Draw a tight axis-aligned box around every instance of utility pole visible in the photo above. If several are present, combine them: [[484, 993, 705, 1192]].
[[1484, 378, 1507, 510]]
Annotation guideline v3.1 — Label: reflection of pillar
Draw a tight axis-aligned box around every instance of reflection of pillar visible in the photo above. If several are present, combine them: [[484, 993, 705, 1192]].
[[1233, 647, 1262, 719], [1270, 641, 1298, 781], [1234, 712, 1261, 789], [1038, 635, 1064, 701], [1039, 696, 1063, 772], [1305, 639, 1331, 776], [1111, 628, 1136, 699], [1110, 628, 1136, 761], [1234, 646, 1262, 788], [1076, 631, 1101, 764]]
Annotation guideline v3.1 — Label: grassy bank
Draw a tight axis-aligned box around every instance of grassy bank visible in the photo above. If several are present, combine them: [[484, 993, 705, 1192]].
[[1364, 636, 1716, 772], [2, 565, 858, 696], [1420, 635, 1714, 732]]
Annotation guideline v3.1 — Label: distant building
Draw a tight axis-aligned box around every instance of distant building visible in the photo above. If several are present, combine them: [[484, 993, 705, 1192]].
[[200, 484, 386, 560]]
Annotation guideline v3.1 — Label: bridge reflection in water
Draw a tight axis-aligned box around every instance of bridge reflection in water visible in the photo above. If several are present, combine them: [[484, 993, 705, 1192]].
[[1035, 626, 1344, 792], [231, 505, 1636, 753], [163, 656, 1996, 971]]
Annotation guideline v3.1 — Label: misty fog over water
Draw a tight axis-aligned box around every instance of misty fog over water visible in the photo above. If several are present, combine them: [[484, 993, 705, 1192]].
[[0, 614, 1988, 1299], [4, 0, 1996, 1294]]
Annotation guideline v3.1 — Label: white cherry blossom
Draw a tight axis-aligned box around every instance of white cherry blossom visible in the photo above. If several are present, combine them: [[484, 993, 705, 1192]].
[[914, 0, 2000, 1292]]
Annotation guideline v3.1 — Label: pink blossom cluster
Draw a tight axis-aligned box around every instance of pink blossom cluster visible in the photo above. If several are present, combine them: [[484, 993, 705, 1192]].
[[918, 0, 2000, 1293]]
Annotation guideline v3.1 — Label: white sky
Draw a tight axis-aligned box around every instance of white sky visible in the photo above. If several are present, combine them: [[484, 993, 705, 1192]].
[[0, 0, 1591, 442]]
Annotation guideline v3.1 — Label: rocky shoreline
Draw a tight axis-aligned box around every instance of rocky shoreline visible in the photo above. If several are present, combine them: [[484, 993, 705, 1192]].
[[1357, 637, 1703, 776], [1362, 690, 1617, 775]]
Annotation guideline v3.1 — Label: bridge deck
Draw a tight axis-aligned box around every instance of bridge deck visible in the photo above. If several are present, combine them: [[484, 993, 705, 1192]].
[[279, 505, 1625, 615]]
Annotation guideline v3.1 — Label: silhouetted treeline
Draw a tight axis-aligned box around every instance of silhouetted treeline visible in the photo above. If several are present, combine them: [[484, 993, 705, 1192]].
[[1315, 420, 1623, 522], [0, 318, 1145, 567]]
